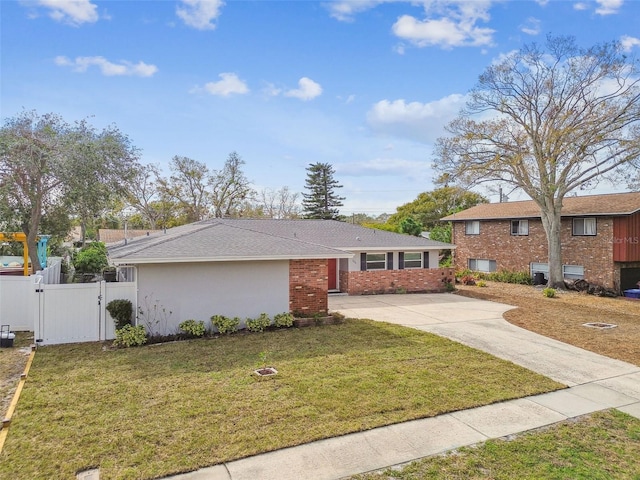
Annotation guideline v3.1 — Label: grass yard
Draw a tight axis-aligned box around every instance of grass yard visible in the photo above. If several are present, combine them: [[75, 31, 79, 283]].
[[351, 409, 640, 480], [456, 282, 640, 366], [0, 319, 561, 480]]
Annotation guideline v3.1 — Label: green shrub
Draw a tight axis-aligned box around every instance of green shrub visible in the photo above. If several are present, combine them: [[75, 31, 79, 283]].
[[455, 269, 474, 279], [210, 315, 239, 335], [486, 270, 532, 285], [246, 313, 271, 333], [114, 325, 147, 348], [106, 299, 133, 329], [74, 242, 109, 274], [273, 312, 294, 328], [179, 319, 206, 337], [476, 280, 487, 287], [543, 287, 556, 298]]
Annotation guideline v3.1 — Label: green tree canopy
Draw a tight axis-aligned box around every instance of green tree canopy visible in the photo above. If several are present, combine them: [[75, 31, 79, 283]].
[[389, 186, 487, 230], [399, 216, 423, 236], [0, 111, 140, 271], [302, 162, 345, 220]]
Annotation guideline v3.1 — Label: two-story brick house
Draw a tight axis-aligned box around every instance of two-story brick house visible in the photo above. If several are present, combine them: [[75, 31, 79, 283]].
[[441, 192, 640, 292]]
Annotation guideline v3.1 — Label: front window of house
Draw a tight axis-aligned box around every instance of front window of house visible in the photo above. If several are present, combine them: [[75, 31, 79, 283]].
[[404, 252, 422, 269], [366, 253, 386, 270], [511, 220, 529, 236], [465, 220, 480, 235], [468, 258, 497, 273], [573, 218, 596, 236]]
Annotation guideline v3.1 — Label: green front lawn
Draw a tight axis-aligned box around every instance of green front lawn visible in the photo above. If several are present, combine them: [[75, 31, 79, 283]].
[[0, 319, 562, 480], [352, 409, 640, 479]]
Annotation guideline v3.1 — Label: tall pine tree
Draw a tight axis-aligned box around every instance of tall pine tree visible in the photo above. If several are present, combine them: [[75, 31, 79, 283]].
[[302, 162, 345, 219]]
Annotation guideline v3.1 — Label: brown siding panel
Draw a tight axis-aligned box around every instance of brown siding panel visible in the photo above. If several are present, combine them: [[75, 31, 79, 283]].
[[614, 214, 640, 262]]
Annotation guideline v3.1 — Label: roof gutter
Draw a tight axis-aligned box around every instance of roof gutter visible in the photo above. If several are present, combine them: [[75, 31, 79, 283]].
[[111, 252, 353, 265]]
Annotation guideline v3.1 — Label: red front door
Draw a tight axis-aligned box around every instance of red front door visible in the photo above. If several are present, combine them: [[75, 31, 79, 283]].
[[328, 258, 337, 290]]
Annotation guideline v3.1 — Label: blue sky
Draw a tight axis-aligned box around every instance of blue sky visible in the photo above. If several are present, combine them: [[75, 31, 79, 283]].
[[2, 0, 639, 216]]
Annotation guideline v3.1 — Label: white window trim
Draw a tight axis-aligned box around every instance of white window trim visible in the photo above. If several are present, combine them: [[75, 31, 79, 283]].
[[366, 253, 386, 270], [511, 219, 529, 236], [572, 217, 596, 236], [404, 252, 422, 269], [465, 220, 480, 235], [468, 258, 496, 273]]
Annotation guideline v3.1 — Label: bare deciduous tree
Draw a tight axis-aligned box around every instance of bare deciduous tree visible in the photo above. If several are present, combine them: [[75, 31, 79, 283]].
[[158, 156, 211, 223], [435, 36, 640, 288], [258, 186, 301, 219], [211, 152, 254, 218]]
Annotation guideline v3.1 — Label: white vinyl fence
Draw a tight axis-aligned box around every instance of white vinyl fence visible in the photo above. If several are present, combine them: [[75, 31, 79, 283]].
[[0, 276, 136, 346], [0, 276, 34, 331], [35, 258, 62, 285]]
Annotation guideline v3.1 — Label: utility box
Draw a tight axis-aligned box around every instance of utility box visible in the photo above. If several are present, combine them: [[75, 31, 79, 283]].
[[1, 325, 15, 348]]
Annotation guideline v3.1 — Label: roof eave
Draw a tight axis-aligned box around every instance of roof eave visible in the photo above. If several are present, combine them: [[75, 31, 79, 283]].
[[111, 252, 354, 265]]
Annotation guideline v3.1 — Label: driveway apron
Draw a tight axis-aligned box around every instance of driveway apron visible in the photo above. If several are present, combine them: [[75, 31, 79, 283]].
[[329, 293, 640, 387]]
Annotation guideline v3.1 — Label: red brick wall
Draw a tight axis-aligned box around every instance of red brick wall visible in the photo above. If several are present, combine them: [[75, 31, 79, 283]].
[[340, 268, 455, 295], [289, 259, 328, 315], [452, 217, 615, 287]]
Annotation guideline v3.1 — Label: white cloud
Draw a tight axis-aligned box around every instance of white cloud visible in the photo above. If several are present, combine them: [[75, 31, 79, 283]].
[[54, 56, 158, 77], [520, 17, 541, 36], [326, 0, 386, 21], [391, 1, 495, 49], [176, 0, 224, 30], [535, 0, 549, 5], [197, 72, 249, 96], [262, 83, 282, 97], [26, 0, 98, 26], [284, 77, 323, 101], [620, 35, 640, 52], [573, 2, 589, 11], [367, 94, 466, 143], [595, 0, 623, 15]]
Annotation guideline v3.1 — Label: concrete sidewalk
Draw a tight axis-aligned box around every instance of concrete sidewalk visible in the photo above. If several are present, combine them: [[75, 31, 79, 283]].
[[167, 294, 640, 480]]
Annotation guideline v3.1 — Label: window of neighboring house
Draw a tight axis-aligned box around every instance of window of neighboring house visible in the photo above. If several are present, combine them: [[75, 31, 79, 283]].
[[563, 264, 585, 280], [511, 219, 529, 236], [366, 253, 386, 270], [404, 252, 422, 269], [531, 262, 584, 280], [468, 258, 497, 273], [573, 218, 596, 236], [531, 262, 549, 279], [465, 220, 480, 235]]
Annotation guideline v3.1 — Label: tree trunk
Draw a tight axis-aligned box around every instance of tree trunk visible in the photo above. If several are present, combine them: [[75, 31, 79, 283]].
[[24, 211, 43, 274], [540, 207, 564, 289]]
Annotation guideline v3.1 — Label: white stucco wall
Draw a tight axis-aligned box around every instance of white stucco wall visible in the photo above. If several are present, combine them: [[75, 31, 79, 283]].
[[136, 260, 289, 335]]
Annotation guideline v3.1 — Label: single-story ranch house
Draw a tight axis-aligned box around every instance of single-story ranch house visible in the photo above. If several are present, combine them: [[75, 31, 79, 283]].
[[441, 191, 640, 292], [107, 219, 455, 334]]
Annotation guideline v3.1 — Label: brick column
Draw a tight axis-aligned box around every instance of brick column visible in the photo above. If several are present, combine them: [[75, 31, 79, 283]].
[[289, 259, 329, 315]]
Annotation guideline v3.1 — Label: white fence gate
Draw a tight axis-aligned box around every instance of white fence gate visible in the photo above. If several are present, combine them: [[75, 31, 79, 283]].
[[34, 280, 137, 346], [0, 276, 136, 346]]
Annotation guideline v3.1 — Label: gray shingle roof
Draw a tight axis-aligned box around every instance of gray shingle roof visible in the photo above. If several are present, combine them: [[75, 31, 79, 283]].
[[441, 192, 640, 221], [108, 219, 453, 264], [207, 219, 453, 250]]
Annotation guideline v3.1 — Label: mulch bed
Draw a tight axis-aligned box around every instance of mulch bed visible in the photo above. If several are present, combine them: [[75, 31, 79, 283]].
[[455, 282, 640, 366]]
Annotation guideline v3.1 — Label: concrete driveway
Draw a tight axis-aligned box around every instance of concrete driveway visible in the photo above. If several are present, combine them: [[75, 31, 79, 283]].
[[329, 293, 640, 387]]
